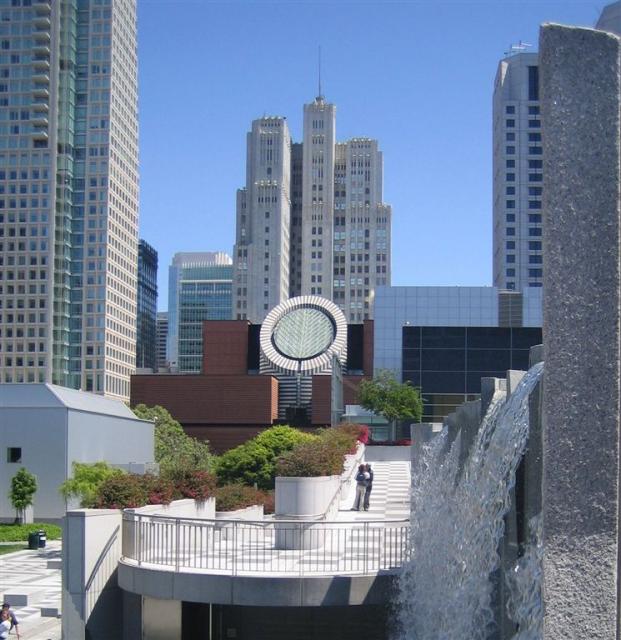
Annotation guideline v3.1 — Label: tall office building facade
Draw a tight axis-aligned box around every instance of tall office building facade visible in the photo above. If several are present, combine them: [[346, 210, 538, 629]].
[[168, 252, 233, 374], [155, 311, 168, 372], [232, 117, 291, 322], [492, 52, 542, 292], [0, 0, 139, 400], [136, 240, 157, 371], [233, 96, 392, 323]]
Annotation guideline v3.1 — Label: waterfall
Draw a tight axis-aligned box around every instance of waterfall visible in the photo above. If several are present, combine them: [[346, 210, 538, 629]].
[[394, 362, 544, 640]]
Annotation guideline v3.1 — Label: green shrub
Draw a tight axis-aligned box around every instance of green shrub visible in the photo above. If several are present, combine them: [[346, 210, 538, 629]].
[[94, 473, 150, 509], [9, 467, 37, 521], [274, 424, 364, 478], [0, 523, 62, 542], [275, 440, 345, 478], [93, 469, 216, 509], [132, 404, 214, 474], [216, 426, 317, 489], [59, 462, 124, 508], [173, 469, 216, 501], [215, 483, 274, 513]]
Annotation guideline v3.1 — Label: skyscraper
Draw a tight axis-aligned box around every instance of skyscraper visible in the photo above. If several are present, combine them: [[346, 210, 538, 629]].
[[167, 252, 233, 373], [0, 0, 139, 400], [136, 240, 157, 371], [232, 117, 291, 322], [233, 96, 392, 323], [155, 311, 168, 372], [492, 52, 542, 292]]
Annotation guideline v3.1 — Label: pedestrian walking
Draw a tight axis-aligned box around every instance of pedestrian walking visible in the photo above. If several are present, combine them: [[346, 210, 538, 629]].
[[363, 463, 374, 511]]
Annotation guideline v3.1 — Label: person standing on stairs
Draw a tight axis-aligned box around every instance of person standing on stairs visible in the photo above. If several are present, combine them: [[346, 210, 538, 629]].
[[352, 464, 370, 510], [363, 463, 374, 511]]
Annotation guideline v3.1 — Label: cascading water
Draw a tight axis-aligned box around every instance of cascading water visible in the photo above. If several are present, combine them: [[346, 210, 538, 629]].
[[394, 362, 544, 640]]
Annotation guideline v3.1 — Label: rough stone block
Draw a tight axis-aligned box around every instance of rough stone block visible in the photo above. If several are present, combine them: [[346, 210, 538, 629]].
[[540, 23, 621, 639]]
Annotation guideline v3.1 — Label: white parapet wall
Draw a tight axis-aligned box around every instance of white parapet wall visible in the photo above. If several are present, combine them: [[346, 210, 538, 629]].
[[62, 509, 123, 640]]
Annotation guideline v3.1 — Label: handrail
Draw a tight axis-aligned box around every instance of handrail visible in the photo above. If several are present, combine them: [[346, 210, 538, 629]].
[[123, 511, 408, 526], [121, 511, 410, 577]]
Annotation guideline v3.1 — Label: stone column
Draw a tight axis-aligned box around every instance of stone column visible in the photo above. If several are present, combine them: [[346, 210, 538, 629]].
[[540, 24, 621, 639]]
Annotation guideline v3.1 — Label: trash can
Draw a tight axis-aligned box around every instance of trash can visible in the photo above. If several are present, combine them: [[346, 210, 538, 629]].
[[38, 530, 46, 548], [28, 531, 39, 550]]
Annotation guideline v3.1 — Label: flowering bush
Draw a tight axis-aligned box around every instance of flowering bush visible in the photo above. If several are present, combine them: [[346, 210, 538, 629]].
[[214, 483, 274, 514], [174, 469, 216, 501], [95, 473, 149, 509], [338, 422, 370, 445], [93, 470, 216, 509]]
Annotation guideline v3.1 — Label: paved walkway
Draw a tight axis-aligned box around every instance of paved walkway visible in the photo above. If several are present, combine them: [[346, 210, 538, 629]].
[[337, 459, 411, 521], [0, 542, 61, 640]]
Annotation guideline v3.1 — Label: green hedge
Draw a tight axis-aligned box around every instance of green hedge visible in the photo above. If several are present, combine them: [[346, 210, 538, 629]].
[[0, 523, 62, 542], [214, 484, 274, 514], [215, 426, 318, 489], [274, 425, 360, 478]]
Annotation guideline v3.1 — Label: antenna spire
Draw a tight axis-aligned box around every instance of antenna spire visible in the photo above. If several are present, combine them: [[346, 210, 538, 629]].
[[317, 46, 324, 101]]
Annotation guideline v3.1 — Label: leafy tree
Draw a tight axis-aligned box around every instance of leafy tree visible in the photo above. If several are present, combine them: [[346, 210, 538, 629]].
[[358, 370, 423, 438], [9, 468, 37, 523], [132, 404, 213, 475], [59, 462, 123, 508], [216, 425, 317, 489]]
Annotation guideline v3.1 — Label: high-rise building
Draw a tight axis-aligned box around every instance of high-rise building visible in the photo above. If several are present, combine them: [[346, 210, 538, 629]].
[[168, 252, 233, 373], [136, 240, 157, 371], [233, 96, 392, 323], [492, 52, 542, 292], [0, 0, 139, 401], [596, 1, 621, 35], [492, 3, 620, 293], [155, 311, 168, 372], [232, 117, 291, 322]]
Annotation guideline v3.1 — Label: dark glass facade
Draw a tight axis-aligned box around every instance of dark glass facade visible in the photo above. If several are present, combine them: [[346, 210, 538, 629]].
[[136, 240, 158, 370], [402, 325, 542, 423]]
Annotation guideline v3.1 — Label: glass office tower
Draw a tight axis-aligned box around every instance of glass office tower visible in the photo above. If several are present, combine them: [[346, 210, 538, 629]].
[[167, 252, 233, 374], [0, 0, 139, 400]]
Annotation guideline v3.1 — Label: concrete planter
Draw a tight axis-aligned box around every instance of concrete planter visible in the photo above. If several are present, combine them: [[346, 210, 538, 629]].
[[274, 476, 340, 550], [215, 504, 264, 541], [131, 497, 216, 520]]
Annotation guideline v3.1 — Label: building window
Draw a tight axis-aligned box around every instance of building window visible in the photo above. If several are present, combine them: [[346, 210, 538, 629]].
[[506, 255, 515, 263], [506, 173, 515, 182], [529, 268, 543, 278], [506, 268, 515, 277], [7, 447, 21, 463], [506, 214, 515, 222], [506, 200, 515, 209], [506, 105, 515, 114], [506, 227, 515, 236], [506, 119, 515, 128], [506, 241, 515, 249], [528, 66, 539, 101], [506, 146, 515, 155]]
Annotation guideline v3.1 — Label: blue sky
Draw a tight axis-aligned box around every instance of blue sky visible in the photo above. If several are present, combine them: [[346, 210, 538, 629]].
[[137, 0, 600, 311]]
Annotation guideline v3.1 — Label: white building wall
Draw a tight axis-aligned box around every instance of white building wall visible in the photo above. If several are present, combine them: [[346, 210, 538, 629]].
[[0, 408, 67, 521]]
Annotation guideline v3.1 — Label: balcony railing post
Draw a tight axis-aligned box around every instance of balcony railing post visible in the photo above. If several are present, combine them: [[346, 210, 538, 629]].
[[363, 521, 369, 574], [137, 514, 142, 566], [174, 518, 180, 572], [232, 521, 237, 577], [299, 522, 304, 578]]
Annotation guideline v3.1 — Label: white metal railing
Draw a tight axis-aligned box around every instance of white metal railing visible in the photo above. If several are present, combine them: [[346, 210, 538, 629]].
[[122, 512, 409, 576]]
